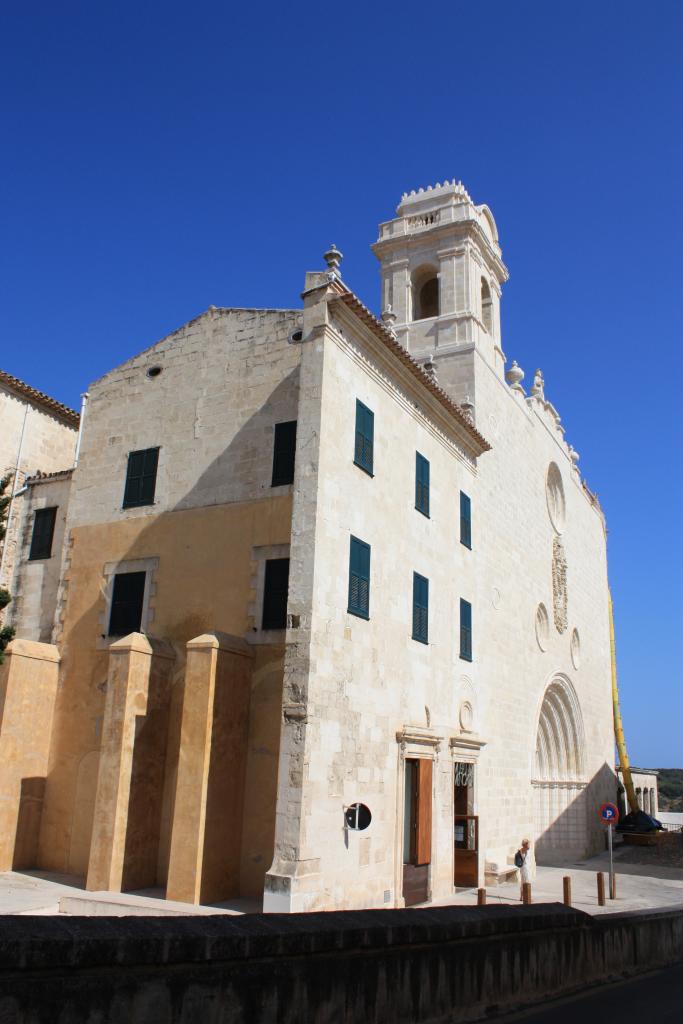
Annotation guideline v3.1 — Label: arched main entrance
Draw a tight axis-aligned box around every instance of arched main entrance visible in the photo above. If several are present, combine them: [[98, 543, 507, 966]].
[[533, 676, 588, 862]]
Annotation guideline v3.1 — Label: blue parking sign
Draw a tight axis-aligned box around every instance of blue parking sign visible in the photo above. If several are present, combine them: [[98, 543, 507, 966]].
[[599, 802, 619, 823]]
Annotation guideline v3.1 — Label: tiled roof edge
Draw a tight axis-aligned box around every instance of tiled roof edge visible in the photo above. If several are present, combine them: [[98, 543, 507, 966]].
[[25, 468, 74, 486], [0, 370, 80, 427], [329, 288, 491, 454]]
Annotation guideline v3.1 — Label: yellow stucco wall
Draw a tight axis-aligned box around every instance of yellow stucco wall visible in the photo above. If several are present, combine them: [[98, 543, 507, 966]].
[[38, 494, 292, 891]]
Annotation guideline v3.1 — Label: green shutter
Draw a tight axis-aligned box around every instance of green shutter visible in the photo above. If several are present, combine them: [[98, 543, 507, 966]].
[[272, 421, 297, 486], [28, 507, 57, 560], [108, 571, 146, 636], [415, 453, 430, 516], [354, 400, 374, 475], [123, 447, 160, 508], [460, 491, 472, 548], [348, 536, 371, 618], [262, 558, 290, 629], [412, 572, 429, 643], [460, 598, 472, 661]]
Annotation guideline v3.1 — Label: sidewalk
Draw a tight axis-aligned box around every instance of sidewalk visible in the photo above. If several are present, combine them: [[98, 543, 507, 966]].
[[435, 846, 683, 915], [0, 870, 259, 916], [1, 844, 681, 917]]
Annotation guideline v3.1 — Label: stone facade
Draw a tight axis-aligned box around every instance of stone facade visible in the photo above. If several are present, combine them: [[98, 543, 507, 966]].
[[2, 182, 617, 911], [0, 373, 78, 618]]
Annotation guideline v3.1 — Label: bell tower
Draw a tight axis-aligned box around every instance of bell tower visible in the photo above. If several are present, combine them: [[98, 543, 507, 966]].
[[372, 180, 509, 409]]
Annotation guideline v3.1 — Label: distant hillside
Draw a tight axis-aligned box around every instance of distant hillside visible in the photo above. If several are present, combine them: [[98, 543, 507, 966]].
[[657, 768, 683, 812]]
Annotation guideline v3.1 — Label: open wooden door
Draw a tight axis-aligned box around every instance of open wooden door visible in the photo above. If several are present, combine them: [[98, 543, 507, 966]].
[[453, 761, 478, 887], [402, 758, 432, 906]]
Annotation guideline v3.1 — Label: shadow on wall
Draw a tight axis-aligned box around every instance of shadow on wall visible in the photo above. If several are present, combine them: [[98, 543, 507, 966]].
[[11, 361, 300, 903], [533, 762, 617, 865], [12, 778, 46, 870]]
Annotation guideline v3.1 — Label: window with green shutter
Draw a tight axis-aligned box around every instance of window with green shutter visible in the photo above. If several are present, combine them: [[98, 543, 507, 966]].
[[271, 421, 297, 486], [412, 572, 429, 644], [348, 536, 370, 619], [415, 452, 430, 517], [108, 571, 146, 637], [123, 447, 159, 508], [354, 400, 374, 475], [262, 558, 290, 630], [28, 507, 57, 560], [460, 491, 472, 549], [460, 598, 472, 661]]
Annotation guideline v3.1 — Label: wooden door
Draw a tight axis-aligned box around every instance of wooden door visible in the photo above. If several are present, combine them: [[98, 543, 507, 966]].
[[402, 758, 432, 906], [453, 762, 478, 887]]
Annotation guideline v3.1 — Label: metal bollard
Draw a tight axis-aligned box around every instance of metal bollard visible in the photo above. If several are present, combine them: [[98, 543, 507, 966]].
[[477, 888, 486, 906], [522, 882, 532, 904], [597, 872, 606, 906], [563, 875, 572, 906]]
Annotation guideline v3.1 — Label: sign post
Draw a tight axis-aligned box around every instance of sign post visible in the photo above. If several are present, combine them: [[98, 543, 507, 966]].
[[599, 802, 619, 899]]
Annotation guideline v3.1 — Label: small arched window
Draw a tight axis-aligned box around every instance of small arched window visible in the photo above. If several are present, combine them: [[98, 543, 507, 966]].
[[418, 277, 439, 319], [412, 267, 439, 321], [481, 278, 493, 333]]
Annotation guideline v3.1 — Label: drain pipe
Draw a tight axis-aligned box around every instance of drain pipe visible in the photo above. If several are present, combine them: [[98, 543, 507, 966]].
[[0, 402, 30, 587], [73, 391, 89, 467]]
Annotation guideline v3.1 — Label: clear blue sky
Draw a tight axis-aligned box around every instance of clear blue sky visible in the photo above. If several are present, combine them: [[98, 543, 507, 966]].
[[2, 2, 681, 765]]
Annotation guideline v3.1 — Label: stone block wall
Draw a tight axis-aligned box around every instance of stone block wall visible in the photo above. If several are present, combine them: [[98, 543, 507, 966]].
[[8, 471, 72, 642], [267, 288, 482, 912], [30, 307, 302, 888], [0, 905, 680, 1023], [0, 384, 77, 606]]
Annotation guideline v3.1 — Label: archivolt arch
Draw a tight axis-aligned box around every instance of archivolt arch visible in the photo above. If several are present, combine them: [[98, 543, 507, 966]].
[[533, 674, 589, 862], [533, 674, 585, 783]]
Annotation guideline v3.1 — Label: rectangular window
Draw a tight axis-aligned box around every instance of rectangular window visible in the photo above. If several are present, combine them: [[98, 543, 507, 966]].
[[108, 571, 146, 637], [460, 491, 472, 549], [262, 557, 290, 630], [460, 598, 473, 661], [123, 447, 159, 509], [348, 536, 370, 619], [415, 452, 430, 517], [354, 399, 374, 475], [412, 572, 429, 644], [271, 421, 297, 486], [28, 507, 57, 560]]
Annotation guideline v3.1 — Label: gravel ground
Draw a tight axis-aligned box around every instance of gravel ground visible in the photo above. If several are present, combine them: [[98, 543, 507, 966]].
[[616, 832, 683, 868]]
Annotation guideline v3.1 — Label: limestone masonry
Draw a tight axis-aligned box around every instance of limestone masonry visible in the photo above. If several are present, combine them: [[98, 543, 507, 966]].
[[0, 182, 615, 910]]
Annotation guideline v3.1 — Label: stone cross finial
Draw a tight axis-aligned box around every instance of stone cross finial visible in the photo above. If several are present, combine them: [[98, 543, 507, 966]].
[[323, 244, 343, 275]]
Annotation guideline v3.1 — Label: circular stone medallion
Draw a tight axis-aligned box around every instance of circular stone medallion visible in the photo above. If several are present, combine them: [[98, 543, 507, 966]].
[[546, 462, 566, 534], [535, 603, 550, 651]]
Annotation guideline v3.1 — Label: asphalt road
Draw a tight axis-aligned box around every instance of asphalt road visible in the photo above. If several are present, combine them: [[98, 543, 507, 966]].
[[489, 962, 683, 1021]]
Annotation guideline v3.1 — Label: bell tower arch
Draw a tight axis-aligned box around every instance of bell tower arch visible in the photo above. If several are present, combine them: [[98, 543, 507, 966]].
[[372, 181, 509, 410]]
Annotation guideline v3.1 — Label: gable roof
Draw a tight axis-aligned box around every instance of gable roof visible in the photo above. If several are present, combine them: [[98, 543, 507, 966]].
[[0, 369, 80, 427]]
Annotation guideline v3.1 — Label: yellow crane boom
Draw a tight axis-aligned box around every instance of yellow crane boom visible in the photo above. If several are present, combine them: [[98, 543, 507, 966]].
[[609, 590, 638, 814]]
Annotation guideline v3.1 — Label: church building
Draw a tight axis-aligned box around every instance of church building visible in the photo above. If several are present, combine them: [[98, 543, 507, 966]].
[[0, 182, 615, 911]]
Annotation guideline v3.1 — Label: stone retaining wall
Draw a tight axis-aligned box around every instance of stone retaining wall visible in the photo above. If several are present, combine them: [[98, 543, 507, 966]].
[[0, 904, 681, 1023]]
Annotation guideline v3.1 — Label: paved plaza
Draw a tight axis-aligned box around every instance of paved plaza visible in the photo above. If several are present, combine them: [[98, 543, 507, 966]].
[[2, 841, 681, 918]]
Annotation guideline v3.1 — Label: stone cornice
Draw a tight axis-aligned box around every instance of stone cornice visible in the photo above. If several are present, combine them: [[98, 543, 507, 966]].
[[449, 734, 487, 753], [372, 219, 508, 284]]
